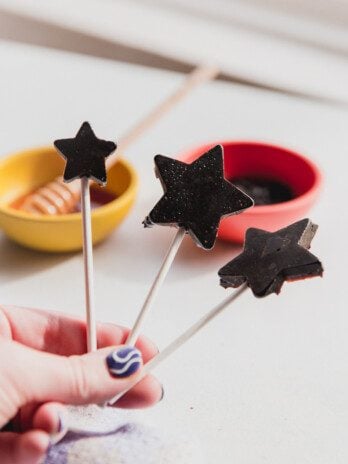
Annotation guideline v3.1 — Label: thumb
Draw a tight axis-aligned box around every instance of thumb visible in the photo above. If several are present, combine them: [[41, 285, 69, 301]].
[[1, 340, 144, 412]]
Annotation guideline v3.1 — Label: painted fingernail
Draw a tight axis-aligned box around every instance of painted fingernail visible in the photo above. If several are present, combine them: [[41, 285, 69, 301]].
[[106, 347, 142, 378], [50, 413, 68, 446], [159, 385, 165, 402], [57, 413, 66, 433]]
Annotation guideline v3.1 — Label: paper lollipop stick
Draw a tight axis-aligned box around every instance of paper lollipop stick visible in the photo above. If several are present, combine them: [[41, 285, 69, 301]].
[[110, 218, 323, 405], [54, 122, 116, 352], [126, 228, 185, 345], [110, 284, 248, 405], [126, 145, 253, 345], [80, 177, 97, 351]]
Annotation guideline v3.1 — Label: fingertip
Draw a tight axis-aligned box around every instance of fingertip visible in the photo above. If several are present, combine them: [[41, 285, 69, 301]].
[[115, 374, 163, 409], [19, 430, 50, 464], [43, 345, 158, 408], [32, 402, 66, 435], [96, 323, 127, 348], [135, 336, 159, 363]]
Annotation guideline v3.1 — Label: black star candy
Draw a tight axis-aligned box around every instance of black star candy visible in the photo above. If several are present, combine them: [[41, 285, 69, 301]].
[[54, 122, 116, 185], [218, 219, 323, 297], [143, 145, 254, 249]]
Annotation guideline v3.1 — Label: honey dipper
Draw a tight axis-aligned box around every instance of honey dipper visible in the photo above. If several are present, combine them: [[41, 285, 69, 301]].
[[20, 65, 219, 215]]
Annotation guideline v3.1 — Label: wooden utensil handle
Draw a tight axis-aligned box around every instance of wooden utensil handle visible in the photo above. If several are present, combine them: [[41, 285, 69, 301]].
[[106, 64, 219, 168]]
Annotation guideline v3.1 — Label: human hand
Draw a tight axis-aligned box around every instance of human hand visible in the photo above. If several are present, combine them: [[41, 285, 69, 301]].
[[0, 305, 162, 464]]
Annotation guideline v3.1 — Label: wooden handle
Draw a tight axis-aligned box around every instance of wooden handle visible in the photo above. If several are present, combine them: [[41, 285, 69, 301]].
[[106, 64, 219, 168]]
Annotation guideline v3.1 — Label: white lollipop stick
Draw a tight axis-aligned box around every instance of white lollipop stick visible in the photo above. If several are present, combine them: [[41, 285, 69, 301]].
[[126, 228, 186, 346], [81, 177, 97, 352], [109, 283, 248, 405]]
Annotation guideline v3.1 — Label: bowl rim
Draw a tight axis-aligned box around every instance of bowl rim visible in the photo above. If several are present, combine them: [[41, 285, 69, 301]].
[[0, 146, 138, 223], [179, 139, 323, 214]]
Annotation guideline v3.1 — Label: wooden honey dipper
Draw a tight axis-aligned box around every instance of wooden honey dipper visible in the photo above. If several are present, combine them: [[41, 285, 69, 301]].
[[20, 65, 219, 215]]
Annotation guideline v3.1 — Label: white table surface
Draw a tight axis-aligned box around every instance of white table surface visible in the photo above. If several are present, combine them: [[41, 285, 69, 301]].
[[0, 41, 347, 463]]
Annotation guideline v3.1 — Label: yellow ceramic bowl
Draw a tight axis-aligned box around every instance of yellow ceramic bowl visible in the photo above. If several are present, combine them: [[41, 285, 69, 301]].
[[0, 146, 138, 252]]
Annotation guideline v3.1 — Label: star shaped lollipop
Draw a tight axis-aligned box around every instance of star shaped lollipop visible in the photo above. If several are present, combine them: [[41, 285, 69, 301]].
[[144, 145, 253, 249], [125, 145, 253, 346], [54, 121, 116, 185], [218, 219, 323, 297], [54, 122, 116, 352]]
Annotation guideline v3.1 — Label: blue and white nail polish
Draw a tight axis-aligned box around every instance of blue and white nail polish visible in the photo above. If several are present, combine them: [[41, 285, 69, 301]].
[[106, 347, 142, 378]]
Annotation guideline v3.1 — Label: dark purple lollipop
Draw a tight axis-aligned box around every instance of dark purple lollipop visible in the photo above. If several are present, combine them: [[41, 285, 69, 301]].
[[144, 145, 254, 249], [54, 121, 116, 186], [54, 122, 116, 352], [218, 219, 323, 297]]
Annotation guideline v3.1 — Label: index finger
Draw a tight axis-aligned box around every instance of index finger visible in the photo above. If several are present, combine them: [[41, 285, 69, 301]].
[[0, 305, 157, 362]]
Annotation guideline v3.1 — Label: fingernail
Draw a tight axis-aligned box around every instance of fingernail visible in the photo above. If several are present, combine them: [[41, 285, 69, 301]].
[[106, 347, 142, 378], [50, 412, 68, 446], [159, 385, 165, 402], [57, 413, 65, 433]]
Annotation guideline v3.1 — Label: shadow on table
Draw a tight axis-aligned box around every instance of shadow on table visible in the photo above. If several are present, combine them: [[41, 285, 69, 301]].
[[95, 224, 242, 284], [175, 235, 241, 276], [0, 235, 75, 284]]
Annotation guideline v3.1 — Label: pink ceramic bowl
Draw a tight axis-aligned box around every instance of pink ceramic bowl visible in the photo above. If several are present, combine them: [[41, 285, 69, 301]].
[[180, 141, 322, 244]]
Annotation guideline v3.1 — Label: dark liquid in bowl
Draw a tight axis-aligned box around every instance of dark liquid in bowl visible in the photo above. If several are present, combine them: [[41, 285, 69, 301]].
[[75, 187, 117, 212], [231, 176, 294, 206]]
